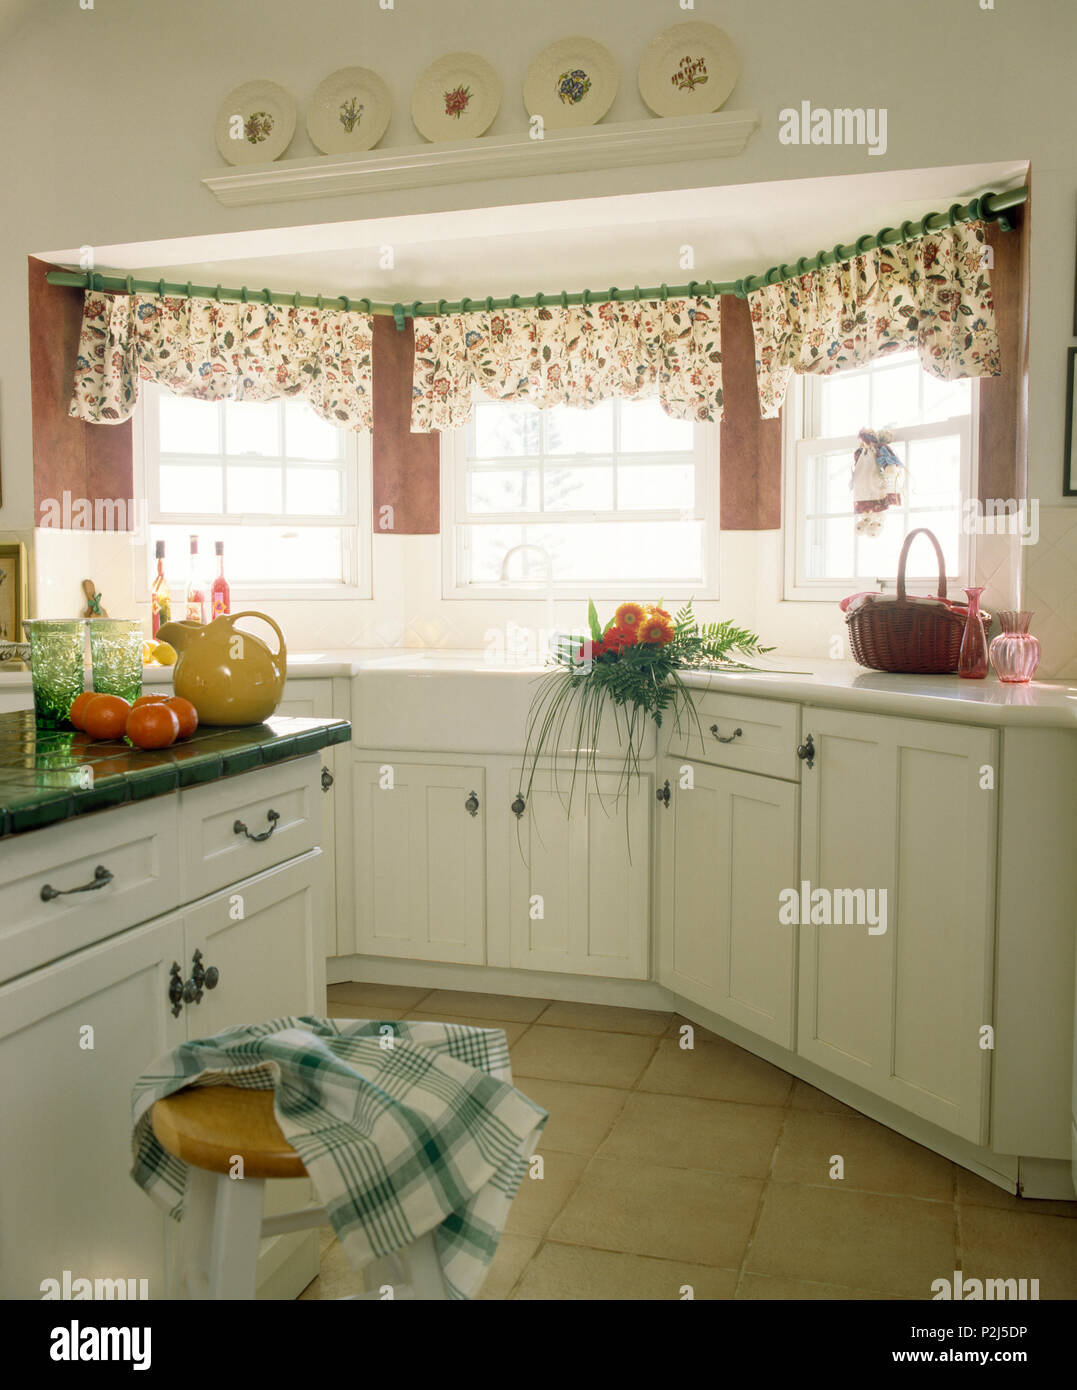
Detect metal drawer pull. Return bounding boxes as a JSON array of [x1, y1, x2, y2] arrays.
[[710, 724, 743, 744], [168, 962, 185, 1018], [183, 948, 220, 1005], [233, 808, 280, 842], [656, 779, 671, 808], [40, 864, 113, 902], [321, 765, 334, 792], [511, 794, 526, 819], [796, 734, 816, 769], [464, 790, 480, 817]]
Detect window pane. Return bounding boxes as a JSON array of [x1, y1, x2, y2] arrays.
[[284, 400, 343, 460], [543, 465, 613, 511], [472, 401, 540, 457], [906, 509, 961, 573], [159, 464, 222, 513], [870, 359, 920, 428], [224, 400, 281, 456], [920, 372, 972, 424], [286, 467, 342, 515], [803, 516, 854, 579], [546, 401, 613, 455], [617, 463, 693, 511], [227, 465, 283, 514], [151, 524, 344, 584], [465, 521, 704, 585], [467, 468, 540, 513], [159, 394, 220, 454], [804, 450, 852, 515], [819, 371, 869, 437], [907, 435, 960, 508], [618, 398, 694, 452], [854, 513, 905, 581]]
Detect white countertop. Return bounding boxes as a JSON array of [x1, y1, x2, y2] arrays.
[[2, 650, 1074, 728]]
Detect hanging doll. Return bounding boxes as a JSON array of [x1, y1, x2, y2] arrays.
[[852, 427, 904, 536]]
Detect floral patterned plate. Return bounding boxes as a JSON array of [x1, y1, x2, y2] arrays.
[[523, 36, 618, 131], [411, 52, 502, 142], [214, 80, 296, 165], [307, 67, 392, 154], [637, 22, 740, 117]]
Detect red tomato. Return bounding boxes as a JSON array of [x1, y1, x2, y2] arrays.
[[126, 703, 180, 750], [83, 695, 132, 741]]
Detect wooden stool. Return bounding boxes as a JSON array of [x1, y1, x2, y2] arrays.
[[151, 1086, 448, 1301]]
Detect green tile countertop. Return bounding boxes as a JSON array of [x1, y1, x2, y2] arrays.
[[0, 710, 351, 838]]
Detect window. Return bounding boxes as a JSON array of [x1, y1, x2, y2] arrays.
[[138, 383, 371, 598], [784, 350, 976, 600], [442, 396, 718, 599]]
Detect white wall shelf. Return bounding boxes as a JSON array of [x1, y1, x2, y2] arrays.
[[201, 110, 761, 207]]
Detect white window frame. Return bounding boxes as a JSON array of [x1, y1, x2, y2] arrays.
[[782, 367, 978, 602], [135, 382, 372, 601], [440, 401, 719, 602]]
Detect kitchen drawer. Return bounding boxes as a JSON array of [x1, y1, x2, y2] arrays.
[[180, 756, 318, 899], [0, 798, 181, 984], [664, 691, 801, 781]]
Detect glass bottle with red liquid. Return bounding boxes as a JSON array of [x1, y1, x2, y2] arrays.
[[185, 535, 207, 623], [957, 586, 989, 679], [211, 540, 231, 619]]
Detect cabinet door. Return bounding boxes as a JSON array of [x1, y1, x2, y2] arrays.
[[181, 850, 326, 1034], [0, 913, 185, 1298], [657, 760, 797, 1047], [509, 770, 650, 979], [797, 708, 995, 1143], [353, 759, 485, 965]]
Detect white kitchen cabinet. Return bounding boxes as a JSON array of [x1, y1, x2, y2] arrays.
[[656, 759, 798, 1047], [352, 757, 485, 966], [0, 912, 185, 1299], [796, 707, 996, 1144], [279, 678, 339, 959], [508, 769, 651, 980]]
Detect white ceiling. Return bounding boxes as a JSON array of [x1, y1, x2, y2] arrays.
[[40, 160, 1027, 305]]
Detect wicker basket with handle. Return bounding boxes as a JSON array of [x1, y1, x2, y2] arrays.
[[844, 527, 980, 674]]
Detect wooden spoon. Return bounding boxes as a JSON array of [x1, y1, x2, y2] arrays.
[[81, 579, 108, 618]]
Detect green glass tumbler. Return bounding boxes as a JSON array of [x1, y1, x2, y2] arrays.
[[88, 619, 144, 704], [24, 619, 86, 731]]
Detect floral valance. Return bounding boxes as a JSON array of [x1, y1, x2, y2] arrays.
[[410, 296, 723, 433], [68, 292, 375, 430], [748, 221, 1000, 419]]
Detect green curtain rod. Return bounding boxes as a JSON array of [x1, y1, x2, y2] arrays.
[[46, 186, 1025, 330]]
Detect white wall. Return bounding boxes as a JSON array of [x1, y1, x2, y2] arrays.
[[2, 0, 1074, 663]]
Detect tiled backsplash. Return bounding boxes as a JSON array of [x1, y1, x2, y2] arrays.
[[28, 517, 1074, 675]]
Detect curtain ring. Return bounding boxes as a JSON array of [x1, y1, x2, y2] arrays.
[[359, 297, 372, 313], [633, 284, 642, 301], [185, 281, 193, 300], [876, 227, 895, 248], [686, 280, 700, 297], [507, 293, 520, 308], [831, 245, 846, 267], [392, 302, 406, 331], [764, 266, 781, 285], [263, 288, 274, 306], [158, 278, 167, 299], [410, 300, 423, 322], [777, 266, 793, 283], [240, 285, 249, 304], [214, 283, 222, 301], [734, 278, 748, 298], [899, 220, 916, 244], [582, 288, 591, 306], [460, 297, 472, 313], [293, 290, 301, 309], [560, 290, 569, 309], [947, 202, 962, 227], [125, 274, 134, 295], [966, 196, 983, 222], [607, 286, 619, 304], [659, 283, 668, 300], [794, 257, 808, 276], [338, 294, 350, 311], [316, 293, 324, 310], [855, 234, 874, 254], [704, 280, 715, 296], [485, 296, 494, 312], [535, 291, 545, 307]]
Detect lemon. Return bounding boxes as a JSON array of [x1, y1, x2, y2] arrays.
[[141, 640, 156, 665], [152, 641, 178, 666]]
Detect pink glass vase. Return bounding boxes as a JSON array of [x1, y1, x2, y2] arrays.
[[957, 587, 988, 679], [989, 610, 1040, 683]]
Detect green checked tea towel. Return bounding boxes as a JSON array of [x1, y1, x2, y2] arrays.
[[131, 1016, 547, 1300]]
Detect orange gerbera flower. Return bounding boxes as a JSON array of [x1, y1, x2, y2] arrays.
[[639, 614, 675, 645], [613, 602, 646, 634], [606, 624, 635, 648]]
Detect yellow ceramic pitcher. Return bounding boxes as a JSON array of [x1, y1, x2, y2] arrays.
[[156, 611, 287, 726]]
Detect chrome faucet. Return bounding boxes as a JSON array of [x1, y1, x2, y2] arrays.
[[499, 543, 555, 646]]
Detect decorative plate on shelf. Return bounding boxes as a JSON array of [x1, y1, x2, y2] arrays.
[[637, 22, 740, 117], [214, 80, 296, 165], [307, 67, 392, 154], [523, 37, 618, 131], [411, 52, 502, 142]]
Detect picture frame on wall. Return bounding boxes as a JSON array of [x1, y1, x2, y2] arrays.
[[1065, 347, 1077, 497], [0, 541, 28, 646]]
